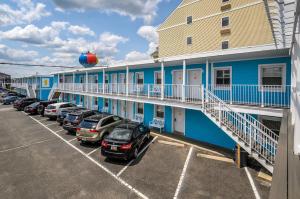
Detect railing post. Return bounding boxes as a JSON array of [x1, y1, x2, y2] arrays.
[[201, 85, 205, 108], [182, 84, 185, 102], [161, 61, 164, 100], [73, 72, 75, 91], [182, 59, 186, 102], [261, 85, 264, 107], [230, 85, 233, 104], [126, 66, 129, 96], [148, 84, 150, 98]]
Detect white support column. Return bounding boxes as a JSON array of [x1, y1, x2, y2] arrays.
[[73, 72, 75, 91], [126, 66, 129, 96], [206, 59, 209, 92], [102, 69, 105, 93], [161, 61, 164, 100], [85, 71, 88, 92], [182, 59, 186, 102]]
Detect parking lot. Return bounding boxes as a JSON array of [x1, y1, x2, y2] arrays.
[[0, 104, 271, 199]]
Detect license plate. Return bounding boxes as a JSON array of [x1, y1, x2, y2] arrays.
[[111, 146, 117, 151]]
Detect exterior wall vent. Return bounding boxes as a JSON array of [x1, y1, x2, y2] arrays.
[[220, 28, 231, 35], [221, 3, 231, 11]]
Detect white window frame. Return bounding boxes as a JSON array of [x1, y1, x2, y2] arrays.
[[105, 74, 109, 83], [212, 66, 232, 90], [136, 102, 144, 115], [221, 40, 229, 49], [103, 98, 109, 108], [94, 97, 98, 105], [135, 72, 144, 85], [221, 16, 230, 28], [154, 105, 165, 119], [258, 63, 286, 92], [187, 36, 192, 45], [222, 0, 230, 4]]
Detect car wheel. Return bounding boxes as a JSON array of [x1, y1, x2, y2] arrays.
[[133, 148, 138, 159]]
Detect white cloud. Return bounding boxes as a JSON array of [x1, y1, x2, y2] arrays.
[[68, 25, 95, 36], [52, 0, 163, 24], [0, 44, 38, 61], [137, 25, 158, 54], [125, 51, 150, 62], [0, 1, 51, 26]]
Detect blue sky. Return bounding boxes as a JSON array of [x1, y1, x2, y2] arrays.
[[0, 0, 181, 77]]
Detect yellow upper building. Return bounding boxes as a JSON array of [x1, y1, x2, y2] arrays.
[[157, 0, 275, 58]]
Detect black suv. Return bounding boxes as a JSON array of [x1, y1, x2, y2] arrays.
[[13, 98, 39, 111], [63, 109, 99, 133], [101, 122, 150, 160], [37, 100, 58, 116], [57, 107, 85, 125]]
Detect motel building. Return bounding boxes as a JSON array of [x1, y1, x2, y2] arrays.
[[11, 0, 299, 179]]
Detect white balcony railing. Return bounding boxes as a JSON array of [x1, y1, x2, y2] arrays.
[[57, 83, 291, 108]]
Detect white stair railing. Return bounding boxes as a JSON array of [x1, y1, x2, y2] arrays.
[[203, 88, 278, 172], [48, 83, 57, 100]]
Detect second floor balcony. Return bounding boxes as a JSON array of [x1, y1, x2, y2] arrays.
[[56, 83, 291, 109]]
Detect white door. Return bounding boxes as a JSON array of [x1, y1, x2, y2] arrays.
[[172, 70, 183, 98], [112, 100, 118, 115], [111, 74, 118, 93], [119, 73, 126, 94], [187, 69, 202, 100], [173, 108, 184, 134], [120, 101, 126, 118], [127, 101, 134, 120]]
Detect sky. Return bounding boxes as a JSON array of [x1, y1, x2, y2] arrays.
[[0, 0, 181, 77]]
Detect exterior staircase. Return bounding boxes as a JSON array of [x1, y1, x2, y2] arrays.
[[27, 85, 36, 98], [48, 83, 60, 100], [202, 88, 278, 173]]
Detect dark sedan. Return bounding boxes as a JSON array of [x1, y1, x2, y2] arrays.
[[13, 98, 39, 111], [57, 107, 85, 125], [24, 102, 40, 115], [63, 109, 99, 133], [101, 122, 150, 160]]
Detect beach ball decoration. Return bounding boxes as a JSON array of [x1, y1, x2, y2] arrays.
[[79, 51, 98, 68]]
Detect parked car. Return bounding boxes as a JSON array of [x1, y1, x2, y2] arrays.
[[24, 102, 41, 115], [63, 109, 99, 133], [57, 107, 85, 125], [76, 114, 123, 144], [2, 96, 20, 105], [101, 121, 150, 160], [44, 102, 77, 120], [37, 100, 58, 116], [13, 98, 39, 111], [0, 92, 18, 102]]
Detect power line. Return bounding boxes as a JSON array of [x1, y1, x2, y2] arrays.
[[0, 62, 81, 69]]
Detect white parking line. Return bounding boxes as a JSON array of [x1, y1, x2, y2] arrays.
[[117, 136, 158, 177], [87, 147, 101, 156], [0, 138, 56, 153], [26, 113, 149, 199], [45, 122, 57, 127], [245, 167, 261, 199], [55, 129, 64, 133], [68, 138, 77, 142], [173, 146, 193, 199]]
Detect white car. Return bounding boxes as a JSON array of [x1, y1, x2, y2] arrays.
[[44, 102, 77, 119]]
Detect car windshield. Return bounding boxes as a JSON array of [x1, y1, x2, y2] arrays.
[[66, 114, 79, 121], [47, 105, 55, 109], [29, 102, 39, 107], [80, 119, 98, 129], [107, 128, 132, 141]]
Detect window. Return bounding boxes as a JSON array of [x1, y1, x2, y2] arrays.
[[136, 103, 144, 114], [155, 105, 164, 119], [259, 116, 281, 136], [104, 99, 109, 108], [222, 0, 229, 3], [136, 73, 144, 84], [105, 74, 109, 83], [94, 97, 98, 105], [155, 72, 162, 84], [259, 64, 285, 87], [187, 16, 192, 24], [187, 37, 192, 45], [214, 68, 231, 87], [222, 17, 229, 27], [80, 96, 84, 103], [221, 41, 229, 49]]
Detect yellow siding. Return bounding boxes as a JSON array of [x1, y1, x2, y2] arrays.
[[159, 3, 274, 57], [159, 0, 261, 30]]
